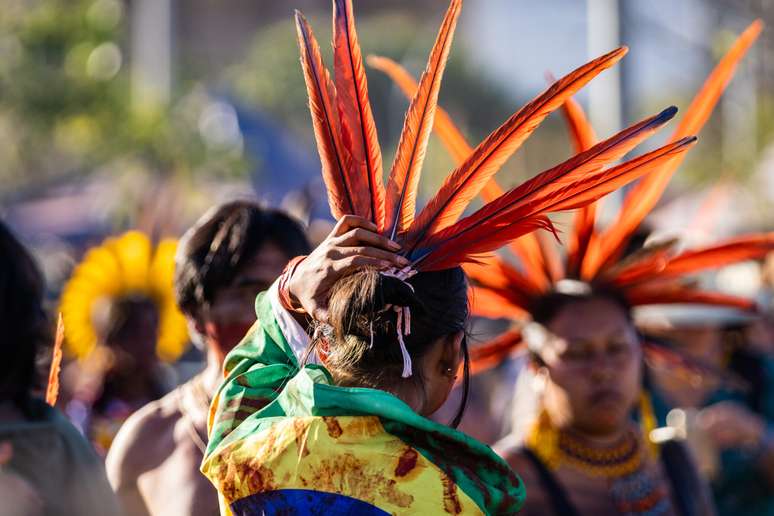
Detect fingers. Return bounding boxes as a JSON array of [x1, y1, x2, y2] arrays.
[[332, 255, 395, 273], [335, 246, 409, 267], [333, 215, 377, 237], [335, 227, 401, 251]]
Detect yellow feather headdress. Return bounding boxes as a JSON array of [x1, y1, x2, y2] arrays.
[[59, 231, 189, 363]]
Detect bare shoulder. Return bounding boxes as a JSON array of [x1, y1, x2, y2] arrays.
[[105, 387, 184, 487]]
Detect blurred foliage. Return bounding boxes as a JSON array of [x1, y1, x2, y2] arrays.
[[0, 0, 246, 200]]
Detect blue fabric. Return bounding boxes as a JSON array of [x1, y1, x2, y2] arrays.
[[230, 489, 390, 516]]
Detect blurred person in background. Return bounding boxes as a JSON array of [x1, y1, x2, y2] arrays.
[[106, 201, 310, 516], [641, 307, 774, 516], [495, 284, 715, 516], [59, 231, 189, 456], [0, 220, 120, 516]]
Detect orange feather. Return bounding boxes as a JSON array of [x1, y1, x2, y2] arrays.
[[295, 12, 365, 219], [384, 0, 461, 238], [624, 286, 757, 311], [586, 20, 763, 276], [367, 54, 472, 164], [46, 313, 65, 407], [427, 107, 679, 251], [406, 47, 628, 251], [559, 95, 599, 277], [465, 256, 544, 299], [546, 137, 697, 215], [468, 329, 524, 376], [560, 95, 598, 153], [416, 112, 690, 271], [367, 54, 550, 283], [469, 286, 530, 320], [333, 0, 385, 229], [658, 233, 774, 279]]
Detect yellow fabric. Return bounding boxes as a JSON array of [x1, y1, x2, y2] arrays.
[[202, 415, 483, 515]]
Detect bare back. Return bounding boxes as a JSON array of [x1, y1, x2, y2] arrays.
[[106, 376, 218, 516]]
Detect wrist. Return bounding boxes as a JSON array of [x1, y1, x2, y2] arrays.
[[279, 255, 307, 313]]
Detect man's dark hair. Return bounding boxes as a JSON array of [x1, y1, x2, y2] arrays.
[[0, 220, 48, 410], [174, 200, 310, 318]]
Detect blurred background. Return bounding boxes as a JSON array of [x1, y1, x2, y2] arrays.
[[1, 0, 773, 329]]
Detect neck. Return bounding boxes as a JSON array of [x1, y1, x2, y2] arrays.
[[563, 421, 629, 447], [200, 347, 224, 396]]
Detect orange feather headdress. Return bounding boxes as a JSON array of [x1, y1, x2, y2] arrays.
[[369, 19, 767, 371], [296, 0, 696, 274]]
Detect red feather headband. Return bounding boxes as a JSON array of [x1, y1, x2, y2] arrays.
[[296, 0, 695, 272], [369, 19, 766, 371]]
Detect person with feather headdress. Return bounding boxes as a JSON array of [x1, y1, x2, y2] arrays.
[[105, 201, 311, 516], [0, 220, 121, 516], [199, 1, 701, 514], [370, 17, 769, 516], [58, 230, 190, 457]]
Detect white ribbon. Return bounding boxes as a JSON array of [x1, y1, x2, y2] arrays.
[[376, 266, 417, 378]]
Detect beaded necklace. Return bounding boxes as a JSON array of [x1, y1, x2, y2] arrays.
[[526, 405, 673, 515], [527, 409, 644, 478]]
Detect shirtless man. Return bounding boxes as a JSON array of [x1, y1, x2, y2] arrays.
[[106, 201, 310, 516]]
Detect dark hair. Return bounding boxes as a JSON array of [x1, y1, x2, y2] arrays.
[[0, 221, 48, 408], [529, 282, 633, 327], [175, 200, 311, 318], [318, 266, 470, 427]]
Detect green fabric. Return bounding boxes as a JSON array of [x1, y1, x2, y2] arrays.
[[205, 289, 525, 515]]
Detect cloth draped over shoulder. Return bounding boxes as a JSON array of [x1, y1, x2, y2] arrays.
[[201, 282, 525, 515]]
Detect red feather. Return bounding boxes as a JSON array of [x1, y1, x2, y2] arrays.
[[384, 0, 461, 238], [367, 55, 552, 284], [295, 12, 365, 219], [333, 0, 385, 228], [405, 47, 628, 251], [422, 107, 680, 263], [419, 216, 556, 271], [546, 137, 697, 214]]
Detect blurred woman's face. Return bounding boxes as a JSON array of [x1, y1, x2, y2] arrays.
[[538, 297, 641, 436]]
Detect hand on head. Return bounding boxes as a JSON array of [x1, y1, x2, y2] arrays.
[[287, 216, 409, 322]]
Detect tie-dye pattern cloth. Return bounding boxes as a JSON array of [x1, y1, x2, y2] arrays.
[[201, 285, 524, 515]]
